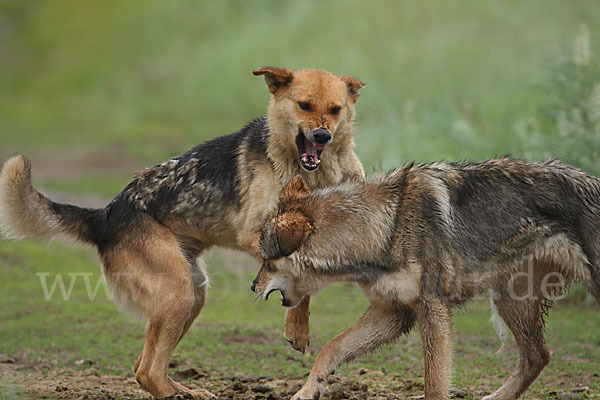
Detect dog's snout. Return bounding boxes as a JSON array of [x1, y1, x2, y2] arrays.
[[312, 129, 331, 145], [251, 277, 258, 293]]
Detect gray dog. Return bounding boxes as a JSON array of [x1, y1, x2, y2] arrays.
[[253, 158, 600, 400]]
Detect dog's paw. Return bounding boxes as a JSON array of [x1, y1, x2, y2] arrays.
[[192, 389, 216, 400], [159, 392, 194, 400], [169, 389, 214, 400], [285, 299, 310, 353], [290, 380, 326, 400], [482, 388, 509, 400], [285, 328, 310, 353], [166, 378, 216, 400], [290, 389, 321, 400]]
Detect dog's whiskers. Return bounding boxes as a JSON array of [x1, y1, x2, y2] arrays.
[[250, 293, 263, 305]]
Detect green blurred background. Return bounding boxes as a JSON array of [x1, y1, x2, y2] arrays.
[[1, 2, 600, 398], [2, 0, 600, 183]]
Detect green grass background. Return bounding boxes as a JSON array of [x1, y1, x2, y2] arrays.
[[1, 1, 599, 398], [2, 0, 600, 168]]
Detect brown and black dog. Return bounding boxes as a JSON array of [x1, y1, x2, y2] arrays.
[[0, 67, 365, 399]]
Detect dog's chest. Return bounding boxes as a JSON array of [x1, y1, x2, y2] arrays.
[[359, 263, 422, 306]]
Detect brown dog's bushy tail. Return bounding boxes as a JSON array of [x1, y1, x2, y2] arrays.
[[0, 155, 101, 245]]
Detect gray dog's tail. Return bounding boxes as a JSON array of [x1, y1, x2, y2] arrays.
[[0, 155, 101, 245], [489, 289, 509, 354]]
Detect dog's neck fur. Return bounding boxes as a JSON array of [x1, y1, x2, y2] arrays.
[[289, 177, 402, 279], [266, 113, 359, 188]]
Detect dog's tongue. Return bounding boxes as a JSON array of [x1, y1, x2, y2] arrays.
[[301, 139, 323, 166]]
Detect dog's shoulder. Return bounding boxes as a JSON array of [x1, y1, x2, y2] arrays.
[[239, 116, 269, 157]]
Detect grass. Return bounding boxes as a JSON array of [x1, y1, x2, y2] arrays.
[[1, 1, 600, 398]]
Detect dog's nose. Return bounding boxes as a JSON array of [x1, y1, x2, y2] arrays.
[[312, 129, 331, 145], [251, 278, 257, 293]]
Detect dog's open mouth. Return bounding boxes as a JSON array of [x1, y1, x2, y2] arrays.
[[265, 288, 291, 307], [296, 130, 325, 172], [265, 288, 278, 300]]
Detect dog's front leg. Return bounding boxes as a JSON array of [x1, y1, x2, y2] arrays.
[[291, 304, 416, 400], [284, 295, 311, 353], [417, 298, 453, 400]]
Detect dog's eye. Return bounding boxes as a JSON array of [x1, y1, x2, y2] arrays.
[[298, 102, 312, 111], [330, 106, 341, 115]]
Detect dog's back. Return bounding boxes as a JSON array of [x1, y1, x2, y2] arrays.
[[122, 117, 269, 245], [388, 159, 600, 303]]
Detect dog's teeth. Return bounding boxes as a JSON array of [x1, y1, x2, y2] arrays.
[[315, 159, 320, 165]]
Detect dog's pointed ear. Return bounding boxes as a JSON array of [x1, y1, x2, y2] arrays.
[[277, 213, 313, 257], [340, 75, 365, 103], [252, 66, 294, 94], [279, 176, 311, 204]]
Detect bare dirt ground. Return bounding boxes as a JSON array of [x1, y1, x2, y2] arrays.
[[2, 344, 598, 399], [0, 355, 432, 400]]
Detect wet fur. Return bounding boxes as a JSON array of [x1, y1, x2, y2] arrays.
[[255, 158, 600, 400], [0, 67, 365, 399]]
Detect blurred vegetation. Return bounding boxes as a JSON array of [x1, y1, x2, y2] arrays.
[[517, 24, 600, 176], [1, 0, 600, 169]]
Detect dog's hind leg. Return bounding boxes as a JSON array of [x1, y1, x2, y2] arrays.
[[133, 261, 208, 393], [483, 284, 550, 399], [291, 304, 416, 400], [135, 290, 211, 399], [133, 254, 208, 378], [135, 267, 213, 399], [105, 227, 214, 399]]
